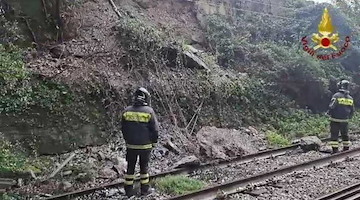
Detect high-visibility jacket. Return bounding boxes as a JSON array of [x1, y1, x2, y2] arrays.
[[328, 90, 354, 122], [121, 105, 159, 149]]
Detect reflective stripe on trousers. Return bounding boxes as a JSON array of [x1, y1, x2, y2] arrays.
[[140, 173, 149, 184], [329, 118, 349, 123], [125, 174, 135, 185], [329, 141, 339, 148], [342, 140, 351, 147]]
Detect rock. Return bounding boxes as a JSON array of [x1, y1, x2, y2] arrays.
[[173, 156, 200, 168], [88, 157, 97, 165], [134, 0, 152, 9], [291, 139, 301, 144], [245, 188, 268, 196], [106, 188, 119, 197], [247, 126, 259, 136], [99, 167, 117, 179], [49, 44, 69, 58], [183, 51, 210, 71], [16, 178, 24, 187], [163, 139, 181, 154], [2, 123, 107, 155], [60, 181, 72, 191], [196, 126, 258, 159], [184, 45, 203, 54], [161, 46, 179, 67], [62, 170, 72, 176], [191, 34, 206, 45], [112, 164, 126, 176], [76, 172, 95, 183], [29, 170, 37, 180], [259, 147, 267, 151], [319, 145, 333, 153], [157, 147, 170, 157], [112, 157, 126, 166], [0, 178, 16, 189], [300, 136, 322, 152], [191, 44, 206, 52], [97, 152, 106, 161]]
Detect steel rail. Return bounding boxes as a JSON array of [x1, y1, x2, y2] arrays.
[[167, 147, 360, 200], [44, 132, 360, 200], [44, 144, 300, 200], [316, 182, 360, 200]]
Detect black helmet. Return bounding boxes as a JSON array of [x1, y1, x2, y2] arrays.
[[134, 87, 151, 106], [337, 79, 350, 92]]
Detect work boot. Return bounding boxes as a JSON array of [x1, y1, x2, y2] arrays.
[[332, 147, 339, 154], [141, 184, 154, 195], [343, 146, 350, 151], [124, 185, 134, 197]]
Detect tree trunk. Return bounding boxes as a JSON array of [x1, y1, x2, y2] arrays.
[[55, 0, 63, 43]]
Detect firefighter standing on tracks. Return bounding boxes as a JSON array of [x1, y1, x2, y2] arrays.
[[328, 80, 355, 154], [121, 87, 159, 197]]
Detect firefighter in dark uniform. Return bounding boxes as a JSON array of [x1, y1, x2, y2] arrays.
[[328, 80, 355, 154], [121, 87, 159, 197]]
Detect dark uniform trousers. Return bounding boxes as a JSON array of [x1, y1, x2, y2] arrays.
[[124, 148, 151, 193], [330, 121, 351, 151]]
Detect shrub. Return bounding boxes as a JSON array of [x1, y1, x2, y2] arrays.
[[266, 131, 291, 147], [0, 135, 51, 174], [276, 110, 329, 138], [0, 138, 27, 173], [0, 193, 22, 200], [0, 44, 73, 113]]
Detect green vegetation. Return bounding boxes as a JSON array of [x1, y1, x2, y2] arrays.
[[219, 77, 292, 124], [154, 175, 205, 195], [267, 110, 360, 145], [0, 44, 73, 114], [0, 136, 50, 174], [203, 0, 360, 141], [0, 193, 22, 200], [0, 139, 27, 173], [0, 16, 24, 44], [266, 131, 291, 147], [276, 111, 329, 138], [349, 112, 360, 132], [206, 15, 237, 68], [116, 17, 167, 69]]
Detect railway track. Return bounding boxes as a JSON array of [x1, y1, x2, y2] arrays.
[[316, 182, 360, 200], [167, 147, 360, 200], [44, 144, 300, 200], [44, 133, 360, 200]]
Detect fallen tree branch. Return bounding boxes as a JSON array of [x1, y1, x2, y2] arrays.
[[190, 114, 199, 136], [47, 153, 76, 179], [108, 0, 122, 18], [41, 0, 48, 18], [29, 170, 37, 180], [175, 97, 187, 128], [185, 99, 204, 130], [21, 16, 38, 45]]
